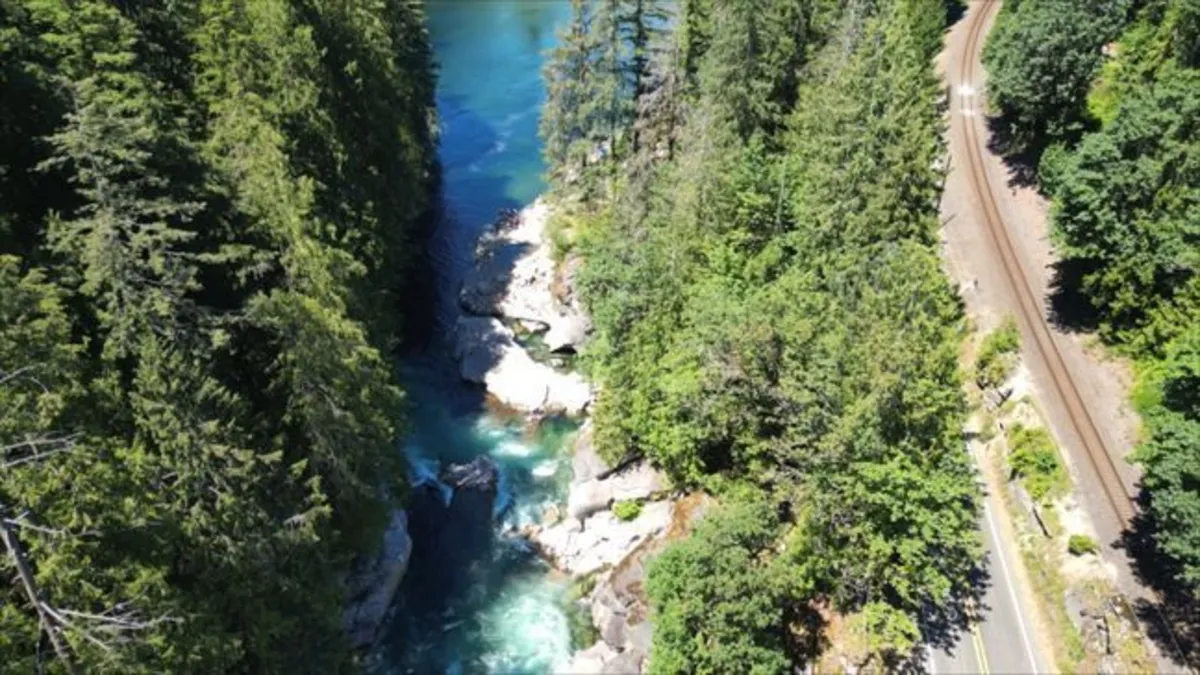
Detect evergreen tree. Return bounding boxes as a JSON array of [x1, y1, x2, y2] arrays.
[[982, 0, 1131, 151], [0, 0, 437, 670], [542, 0, 599, 191], [570, 1, 980, 665]]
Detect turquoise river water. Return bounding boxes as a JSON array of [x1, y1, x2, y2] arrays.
[[382, 3, 577, 673]]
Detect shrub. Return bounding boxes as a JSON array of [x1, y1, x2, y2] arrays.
[[977, 317, 1021, 390], [1008, 423, 1068, 503], [613, 500, 642, 521], [1067, 534, 1100, 556]]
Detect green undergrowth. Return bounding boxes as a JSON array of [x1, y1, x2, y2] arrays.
[[1007, 423, 1069, 503], [976, 316, 1021, 390], [613, 500, 643, 522]]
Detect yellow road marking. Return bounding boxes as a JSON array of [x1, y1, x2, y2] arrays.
[[970, 622, 991, 675]]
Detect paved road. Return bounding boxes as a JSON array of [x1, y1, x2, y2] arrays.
[[927, 456, 1048, 674]]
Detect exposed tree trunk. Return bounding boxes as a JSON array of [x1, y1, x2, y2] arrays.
[[1, 510, 78, 674]]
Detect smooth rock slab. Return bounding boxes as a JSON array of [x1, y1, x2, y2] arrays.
[[567, 462, 666, 521], [570, 419, 609, 485], [453, 316, 592, 414], [564, 640, 619, 675], [531, 500, 672, 576]]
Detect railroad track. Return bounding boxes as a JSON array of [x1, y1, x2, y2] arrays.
[[955, 4, 1198, 669], [956, 0, 1138, 529]]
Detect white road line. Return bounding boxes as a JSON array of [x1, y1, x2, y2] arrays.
[[925, 644, 938, 675], [982, 490, 1040, 674]]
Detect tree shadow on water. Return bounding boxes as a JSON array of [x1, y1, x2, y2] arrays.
[[385, 92, 544, 670], [400, 93, 527, 416]]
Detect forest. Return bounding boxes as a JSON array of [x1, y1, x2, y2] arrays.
[[0, 0, 436, 672], [542, 0, 981, 669], [984, 0, 1200, 603]]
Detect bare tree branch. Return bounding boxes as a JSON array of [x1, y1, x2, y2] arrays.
[[40, 605, 114, 654], [1, 433, 80, 470], [1, 514, 79, 673], [4, 515, 97, 540], [54, 606, 179, 632]]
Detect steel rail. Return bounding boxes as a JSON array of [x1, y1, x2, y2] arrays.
[[955, 0, 1137, 528]]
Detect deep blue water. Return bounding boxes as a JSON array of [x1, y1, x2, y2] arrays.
[[383, 3, 577, 673]]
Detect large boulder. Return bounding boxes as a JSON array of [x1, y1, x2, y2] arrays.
[[453, 316, 592, 414], [531, 500, 672, 576], [544, 312, 591, 355], [459, 200, 591, 353], [606, 462, 665, 502], [343, 511, 413, 649], [566, 461, 666, 522], [442, 456, 500, 492], [564, 640, 618, 674], [602, 649, 645, 674], [570, 420, 610, 485], [441, 457, 501, 528], [567, 479, 612, 522], [402, 458, 502, 614]]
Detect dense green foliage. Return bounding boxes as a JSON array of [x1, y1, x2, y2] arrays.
[[1068, 534, 1101, 556], [0, 1, 435, 672], [1006, 424, 1067, 504], [982, 0, 1131, 152], [986, 0, 1200, 601], [976, 316, 1020, 390], [1137, 328, 1200, 589], [612, 499, 643, 521], [544, 0, 981, 668], [646, 501, 789, 675]]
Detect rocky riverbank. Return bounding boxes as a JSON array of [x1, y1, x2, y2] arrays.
[[449, 200, 715, 672], [454, 200, 593, 415], [527, 424, 694, 674]]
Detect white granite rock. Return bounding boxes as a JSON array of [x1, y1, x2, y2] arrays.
[[454, 316, 592, 414], [459, 199, 590, 353], [532, 500, 672, 576], [566, 462, 666, 522], [567, 479, 612, 522], [564, 640, 618, 674], [570, 420, 609, 485]]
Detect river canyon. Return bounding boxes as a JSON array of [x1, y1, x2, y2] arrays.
[[384, 3, 577, 673]]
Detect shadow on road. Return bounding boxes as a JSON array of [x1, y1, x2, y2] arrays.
[[906, 544, 995, 673]]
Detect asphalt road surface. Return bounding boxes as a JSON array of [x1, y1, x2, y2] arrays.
[[927, 460, 1049, 674]]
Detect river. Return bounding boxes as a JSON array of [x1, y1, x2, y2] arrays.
[[381, 2, 577, 673]]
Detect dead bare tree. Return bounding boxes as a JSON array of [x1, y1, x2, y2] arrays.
[[2, 367, 176, 671]]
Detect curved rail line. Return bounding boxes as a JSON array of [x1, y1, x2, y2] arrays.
[[955, 1, 1137, 528], [954, 6, 1199, 669]]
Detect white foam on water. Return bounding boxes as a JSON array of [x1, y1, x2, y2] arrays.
[[530, 459, 558, 479], [476, 576, 572, 674], [491, 438, 536, 459], [404, 444, 453, 507]]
